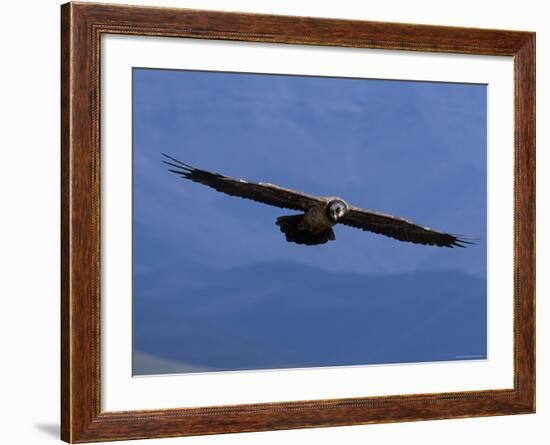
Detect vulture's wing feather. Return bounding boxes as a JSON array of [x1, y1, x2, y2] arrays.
[[340, 206, 473, 248], [162, 154, 322, 211]]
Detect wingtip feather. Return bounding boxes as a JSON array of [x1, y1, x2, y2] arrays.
[[450, 237, 475, 248], [161, 153, 195, 170], [162, 159, 193, 170]]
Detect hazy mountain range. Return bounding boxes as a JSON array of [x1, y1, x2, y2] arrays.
[[133, 261, 487, 375]]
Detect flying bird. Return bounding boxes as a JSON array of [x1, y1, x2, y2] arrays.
[[162, 154, 473, 248]]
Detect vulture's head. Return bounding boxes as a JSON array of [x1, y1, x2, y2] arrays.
[[327, 199, 348, 222]]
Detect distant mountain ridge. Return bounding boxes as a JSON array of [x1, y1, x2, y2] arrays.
[[133, 261, 487, 375]]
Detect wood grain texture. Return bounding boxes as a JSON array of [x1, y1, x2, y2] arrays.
[[60, 2, 536, 443], [60, 4, 71, 441]]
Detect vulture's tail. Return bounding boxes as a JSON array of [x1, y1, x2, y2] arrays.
[[275, 215, 335, 246]]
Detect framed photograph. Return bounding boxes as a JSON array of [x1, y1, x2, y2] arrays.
[[61, 2, 535, 442]]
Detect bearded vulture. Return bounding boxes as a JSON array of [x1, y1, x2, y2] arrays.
[[162, 154, 473, 247]]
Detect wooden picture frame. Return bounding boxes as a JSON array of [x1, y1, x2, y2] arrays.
[[61, 2, 535, 442]]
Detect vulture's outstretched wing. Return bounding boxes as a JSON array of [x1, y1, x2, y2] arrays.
[[340, 206, 473, 248], [162, 154, 322, 211]]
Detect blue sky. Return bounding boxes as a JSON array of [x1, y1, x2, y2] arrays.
[[132, 68, 487, 374]]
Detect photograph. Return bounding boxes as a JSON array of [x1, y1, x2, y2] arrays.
[[0, 0, 542, 441], [132, 68, 488, 375], [52, 1, 536, 442]]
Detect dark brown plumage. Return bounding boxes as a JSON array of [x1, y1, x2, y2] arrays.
[[162, 154, 473, 248]]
